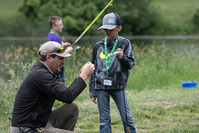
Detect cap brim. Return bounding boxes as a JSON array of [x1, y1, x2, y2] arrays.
[[98, 25, 117, 30], [52, 51, 71, 58]]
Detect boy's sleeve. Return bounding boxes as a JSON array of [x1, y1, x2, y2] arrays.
[[89, 44, 98, 97], [119, 38, 135, 69]]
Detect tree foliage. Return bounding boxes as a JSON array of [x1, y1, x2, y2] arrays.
[[192, 8, 199, 29], [19, 0, 162, 35]]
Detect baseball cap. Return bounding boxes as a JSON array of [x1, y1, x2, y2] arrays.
[[98, 12, 122, 30], [38, 41, 71, 57]]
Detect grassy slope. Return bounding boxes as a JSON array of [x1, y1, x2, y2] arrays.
[[0, 0, 22, 19], [153, 0, 199, 29]]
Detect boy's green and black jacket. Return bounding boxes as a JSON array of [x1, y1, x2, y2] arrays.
[[89, 36, 135, 97]]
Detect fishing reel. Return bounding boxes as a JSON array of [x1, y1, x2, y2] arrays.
[[74, 45, 81, 51]]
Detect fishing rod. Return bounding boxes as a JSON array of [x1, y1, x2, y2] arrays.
[[123, 90, 130, 133], [9, 118, 25, 133], [72, 0, 113, 51]]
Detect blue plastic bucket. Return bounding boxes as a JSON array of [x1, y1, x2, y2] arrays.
[[182, 81, 197, 88]]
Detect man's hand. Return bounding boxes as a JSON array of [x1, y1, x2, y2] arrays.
[[91, 96, 97, 104], [78, 62, 95, 81]]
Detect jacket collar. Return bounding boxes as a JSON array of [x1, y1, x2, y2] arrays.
[[39, 60, 54, 74]]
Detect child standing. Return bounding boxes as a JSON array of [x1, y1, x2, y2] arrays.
[[89, 12, 136, 133], [47, 16, 73, 85]]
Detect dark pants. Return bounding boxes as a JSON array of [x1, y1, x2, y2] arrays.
[[9, 103, 79, 133], [48, 103, 79, 132]]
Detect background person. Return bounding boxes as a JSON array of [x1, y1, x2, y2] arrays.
[[9, 41, 95, 133], [89, 12, 137, 133], [47, 16, 73, 85]]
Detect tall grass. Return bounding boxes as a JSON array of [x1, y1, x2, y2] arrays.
[[0, 45, 38, 81], [0, 42, 198, 132], [127, 42, 199, 91]]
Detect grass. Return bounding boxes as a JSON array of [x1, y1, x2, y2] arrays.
[[74, 87, 199, 133], [1, 81, 198, 133], [128, 42, 199, 91], [0, 42, 199, 132]]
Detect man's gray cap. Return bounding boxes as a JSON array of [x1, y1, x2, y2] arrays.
[[38, 41, 71, 57]]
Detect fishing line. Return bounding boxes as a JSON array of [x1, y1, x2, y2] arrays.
[[72, 0, 113, 51]]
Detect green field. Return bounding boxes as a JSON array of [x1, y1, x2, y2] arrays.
[[75, 87, 199, 132], [1, 80, 199, 132]]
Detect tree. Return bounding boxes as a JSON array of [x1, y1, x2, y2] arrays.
[[192, 8, 199, 29], [19, 0, 162, 35]]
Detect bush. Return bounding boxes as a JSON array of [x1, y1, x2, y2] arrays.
[[192, 8, 199, 29]]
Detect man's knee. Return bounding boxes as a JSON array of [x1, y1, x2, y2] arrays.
[[62, 103, 79, 118], [71, 103, 79, 117]]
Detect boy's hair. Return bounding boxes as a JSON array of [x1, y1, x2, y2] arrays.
[[49, 16, 62, 28]]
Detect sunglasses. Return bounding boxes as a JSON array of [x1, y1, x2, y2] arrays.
[[56, 24, 63, 28], [55, 47, 65, 53]]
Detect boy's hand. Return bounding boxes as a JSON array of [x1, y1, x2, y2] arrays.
[[65, 47, 73, 53], [62, 42, 73, 53], [91, 96, 97, 104], [116, 48, 123, 59], [62, 42, 71, 47]]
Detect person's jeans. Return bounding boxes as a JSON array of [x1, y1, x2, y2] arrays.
[[96, 89, 136, 133], [55, 66, 65, 85]]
